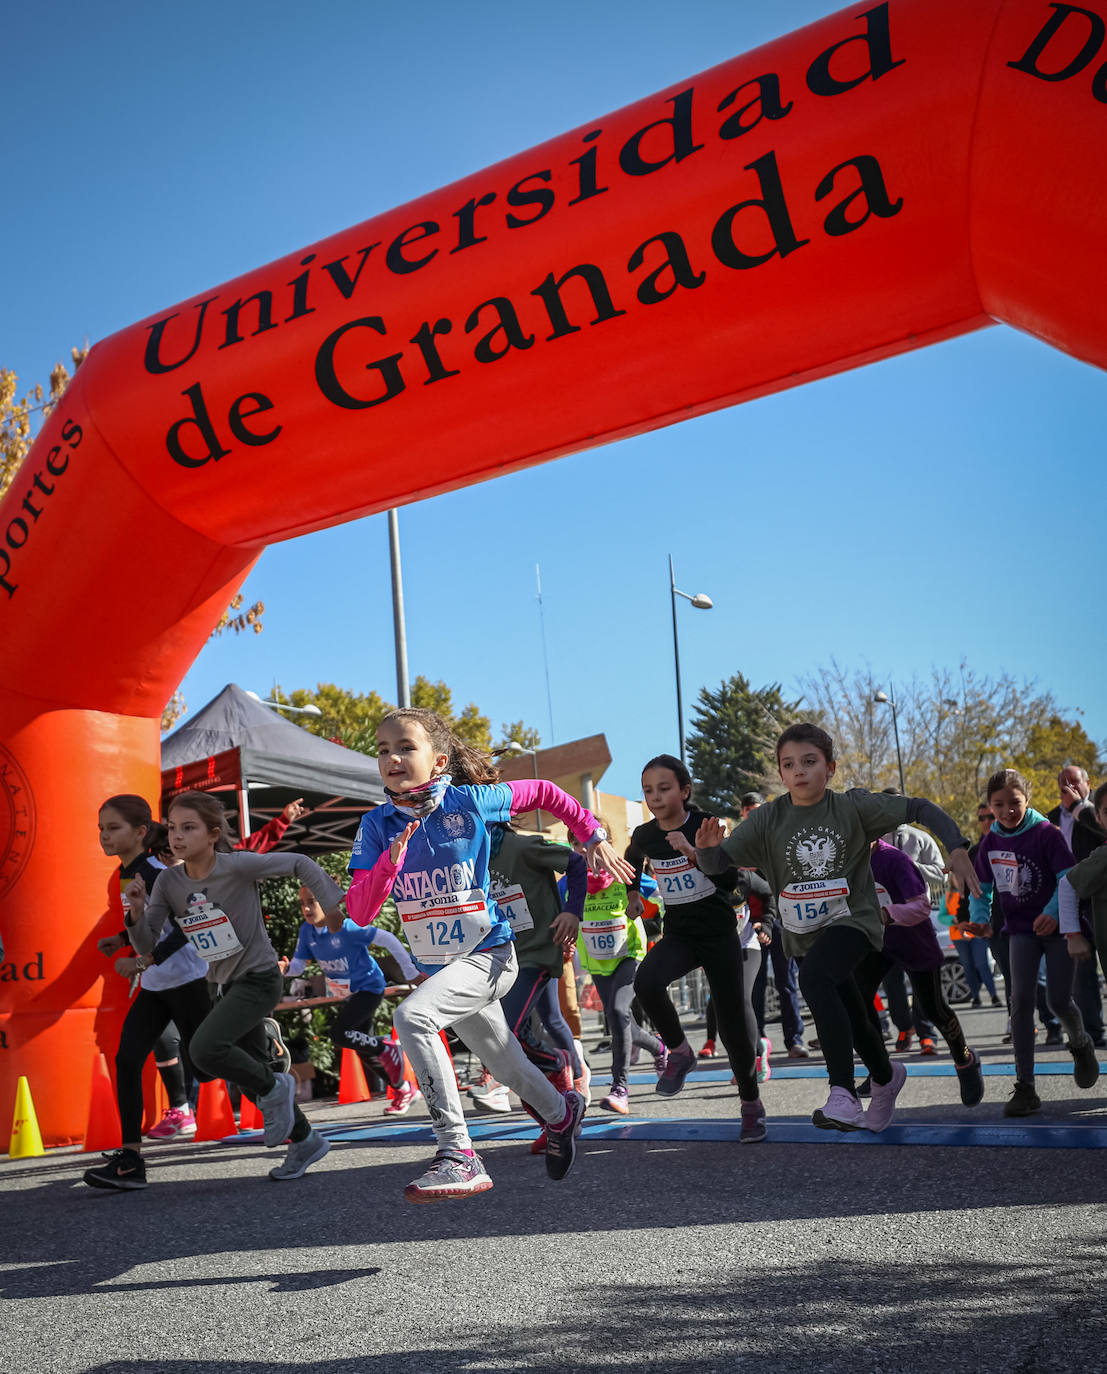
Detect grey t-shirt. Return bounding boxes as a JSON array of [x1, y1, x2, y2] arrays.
[[132, 851, 344, 985]]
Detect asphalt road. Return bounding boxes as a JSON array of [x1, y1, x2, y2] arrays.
[[2, 1004, 1105, 1374]]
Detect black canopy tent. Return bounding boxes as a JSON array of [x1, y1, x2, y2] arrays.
[[160, 683, 385, 853]]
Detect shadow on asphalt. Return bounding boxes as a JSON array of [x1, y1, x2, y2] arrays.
[[66, 1242, 1107, 1373]]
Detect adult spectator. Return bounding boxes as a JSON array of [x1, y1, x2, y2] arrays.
[[1048, 766, 1106, 1047]]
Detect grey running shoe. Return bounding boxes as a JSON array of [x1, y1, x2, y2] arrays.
[[545, 1089, 586, 1181], [268, 1129, 330, 1181], [258, 1072, 297, 1147], [739, 1098, 767, 1144], [404, 1150, 494, 1203], [1069, 1037, 1100, 1090], [263, 1017, 291, 1075], [655, 1041, 696, 1097]]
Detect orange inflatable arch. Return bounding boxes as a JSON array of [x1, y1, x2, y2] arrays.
[[3, 0, 1106, 1143]]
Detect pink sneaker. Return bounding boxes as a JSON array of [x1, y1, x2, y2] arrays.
[[146, 1106, 196, 1140], [544, 1049, 573, 1096], [383, 1082, 422, 1116]]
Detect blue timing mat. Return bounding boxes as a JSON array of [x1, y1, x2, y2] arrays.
[[228, 1113, 1107, 1150]]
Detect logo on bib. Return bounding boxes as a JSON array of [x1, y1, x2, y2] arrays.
[[787, 827, 842, 879]]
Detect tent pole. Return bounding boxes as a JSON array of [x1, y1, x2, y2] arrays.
[[237, 779, 251, 841]]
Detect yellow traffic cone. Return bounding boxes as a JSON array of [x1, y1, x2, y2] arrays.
[[9, 1076, 45, 1158]]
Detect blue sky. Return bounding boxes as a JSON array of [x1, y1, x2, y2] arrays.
[[5, 1, 1104, 798]]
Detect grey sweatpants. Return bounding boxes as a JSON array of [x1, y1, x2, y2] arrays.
[[393, 942, 567, 1152], [1008, 932, 1089, 1084]]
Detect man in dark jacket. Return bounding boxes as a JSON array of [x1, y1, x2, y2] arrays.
[[1049, 766, 1107, 1047]]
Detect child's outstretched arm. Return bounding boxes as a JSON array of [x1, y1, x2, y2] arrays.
[[506, 780, 633, 883]]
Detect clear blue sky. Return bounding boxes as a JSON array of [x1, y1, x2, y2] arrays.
[[5, 1, 1104, 798]]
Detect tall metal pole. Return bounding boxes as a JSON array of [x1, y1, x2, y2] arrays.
[[536, 563, 555, 744], [388, 508, 410, 708], [670, 554, 686, 767]]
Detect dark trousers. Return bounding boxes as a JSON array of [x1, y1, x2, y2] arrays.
[[191, 966, 311, 1143], [796, 924, 892, 1093], [856, 953, 969, 1064], [115, 978, 212, 1144], [751, 922, 805, 1047], [635, 929, 759, 1101], [499, 967, 581, 1077], [882, 963, 937, 1040]]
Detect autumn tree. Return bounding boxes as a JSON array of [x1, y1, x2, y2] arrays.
[[797, 659, 1103, 832]]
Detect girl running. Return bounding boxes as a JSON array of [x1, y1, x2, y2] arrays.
[[629, 755, 768, 1144], [575, 820, 666, 1116], [83, 795, 212, 1191], [967, 768, 1099, 1116], [346, 707, 630, 1203], [695, 723, 980, 1133], [282, 885, 422, 1114], [121, 791, 345, 1184], [854, 839, 984, 1106]]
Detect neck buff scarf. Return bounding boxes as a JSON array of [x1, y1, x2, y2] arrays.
[[386, 773, 453, 818]]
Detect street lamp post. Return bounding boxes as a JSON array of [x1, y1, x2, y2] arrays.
[[669, 554, 713, 769], [245, 691, 322, 718], [388, 508, 411, 709], [873, 687, 905, 793]]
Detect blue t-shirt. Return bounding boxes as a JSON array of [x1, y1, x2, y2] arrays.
[[350, 783, 515, 974], [293, 919, 387, 995]]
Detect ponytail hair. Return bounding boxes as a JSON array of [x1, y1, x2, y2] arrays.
[[378, 708, 501, 786], [100, 793, 168, 856], [169, 790, 235, 851], [986, 767, 1032, 803]]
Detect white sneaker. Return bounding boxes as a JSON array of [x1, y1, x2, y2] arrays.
[[812, 1086, 867, 1132], [573, 1041, 591, 1104], [472, 1084, 512, 1114], [865, 1061, 908, 1133]]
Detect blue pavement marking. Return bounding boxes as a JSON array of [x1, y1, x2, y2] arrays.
[[231, 1114, 1107, 1150], [603, 1061, 1096, 1085]]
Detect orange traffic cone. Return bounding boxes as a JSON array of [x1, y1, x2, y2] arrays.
[[194, 1079, 237, 1142], [82, 1054, 122, 1153], [338, 1049, 371, 1104], [9, 1076, 45, 1158], [238, 1095, 262, 1130]]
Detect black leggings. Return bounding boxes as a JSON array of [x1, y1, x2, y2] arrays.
[[796, 924, 892, 1093], [634, 929, 759, 1101], [332, 990, 389, 1074], [855, 952, 970, 1065], [116, 979, 213, 1144]]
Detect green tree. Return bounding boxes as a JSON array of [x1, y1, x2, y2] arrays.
[[1010, 715, 1102, 812], [279, 678, 538, 758], [686, 674, 803, 815]]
